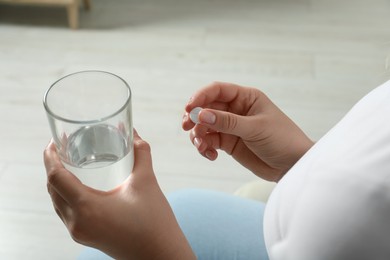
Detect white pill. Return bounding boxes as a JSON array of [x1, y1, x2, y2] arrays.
[[189, 107, 202, 124]]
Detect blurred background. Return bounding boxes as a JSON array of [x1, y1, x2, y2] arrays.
[[0, 0, 390, 258]]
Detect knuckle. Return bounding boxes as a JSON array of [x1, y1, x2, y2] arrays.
[[192, 124, 205, 136], [210, 80, 222, 86], [189, 129, 195, 140], [73, 195, 88, 210], [135, 139, 151, 153], [43, 145, 51, 157], [47, 168, 62, 187], [68, 202, 94, 243], [47, 182, 53, 195], [68, 221, 89, 243], [222, 114, 238, 131]]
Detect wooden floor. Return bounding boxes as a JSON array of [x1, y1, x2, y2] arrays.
[[0, 0, 390, 258]]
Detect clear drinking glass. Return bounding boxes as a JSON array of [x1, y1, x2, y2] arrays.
[[43, 71, 134, 191]]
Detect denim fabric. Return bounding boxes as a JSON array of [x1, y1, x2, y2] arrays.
[[78, 189, 268, 260]]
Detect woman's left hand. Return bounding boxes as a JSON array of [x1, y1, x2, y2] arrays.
[[44, 130, 195, 260]]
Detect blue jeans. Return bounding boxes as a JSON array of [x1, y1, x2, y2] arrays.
[[78, 189, 269, 260]]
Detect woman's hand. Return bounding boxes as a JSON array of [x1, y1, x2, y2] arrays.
[[182, 82, 314, 182], [44, 130, 195, 260]]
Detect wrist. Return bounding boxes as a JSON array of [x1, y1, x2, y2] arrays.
[[278, 135, 314, 182], [151, 226, 196, 260], [133, 209, 196, 260], [107, 226, 196, 260]]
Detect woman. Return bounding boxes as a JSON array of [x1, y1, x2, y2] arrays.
[[44, 80, 390, 259]]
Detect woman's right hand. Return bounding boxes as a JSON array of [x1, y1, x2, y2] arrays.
[[182, 82, 314, 182]]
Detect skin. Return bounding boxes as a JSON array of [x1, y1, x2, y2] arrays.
[[44, 130, 196, 260], [44, 81, 314, 258], [182, 82, 314, 182]]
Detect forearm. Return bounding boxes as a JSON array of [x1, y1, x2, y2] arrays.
[[152, 230, 197, 260], [289, 126, 314, 163], [100, 228, 196, 260], [277, 123, 315, 182], [103, 209, 196, 260]]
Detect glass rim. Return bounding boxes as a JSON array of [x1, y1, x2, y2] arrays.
[[43, 70, 131, 125]]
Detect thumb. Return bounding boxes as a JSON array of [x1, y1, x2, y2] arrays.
[[198, 109, 253, 137], [132, 129, 154, 177]]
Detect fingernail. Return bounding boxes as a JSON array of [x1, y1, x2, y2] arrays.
[[200, 110, 216, 125], [194, 137, 202, 149], [187, 96, 194, 105], [46, 139, 55, 149], [205, 150, 214, 160], [182, 113, 188, 122]]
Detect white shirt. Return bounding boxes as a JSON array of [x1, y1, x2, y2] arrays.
[[264, 80, 390, 260]]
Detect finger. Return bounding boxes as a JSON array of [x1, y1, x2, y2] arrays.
[[182, 101, 229, 131], [132, 129, 155, 178], [190, 134, 219, 161], [196, 132, 219, 161], [229, 140, 281, 181], [190, 131, 207, 154], [198, 108, 256, 138], [188, 127, 221, 160], [182, 112, 195, 131], [185, 82, 241, 112], [48, 183, 72, 221], [190, 124, 213, 153], [203, 148, 218, 161], [44, 141, 84, 205]]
